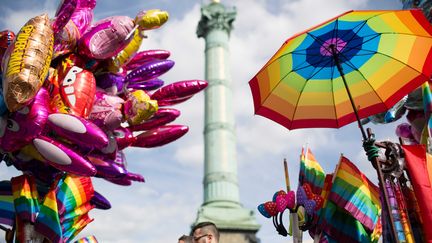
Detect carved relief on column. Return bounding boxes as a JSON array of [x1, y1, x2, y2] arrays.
[[197, 2, 237, 38]]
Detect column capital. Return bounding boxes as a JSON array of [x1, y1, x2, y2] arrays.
[[197, 2, 236, 38]]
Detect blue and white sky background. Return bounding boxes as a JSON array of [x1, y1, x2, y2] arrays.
[[0, 0, 403, 242]]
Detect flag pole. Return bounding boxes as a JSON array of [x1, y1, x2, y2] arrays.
[[285, 158, 302, 243]]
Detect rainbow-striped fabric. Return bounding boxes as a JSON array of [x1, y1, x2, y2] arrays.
[[249, 10, 432, 130], [35, 186, 62, 243], [74, 235, 98, 243], [57, 175, 94, 241], [328, 156, 381, 232], [0, 180, 14, 227], [299, 147, 325, 195], [11, 175, 40, 223]]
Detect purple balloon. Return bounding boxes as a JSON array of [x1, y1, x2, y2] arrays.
[[127, 78, 164, 91], [124, 49, 171, 70], [96, 72, 125, 94], [128, 108, 180, 131], [125, 59, 174, 83], [91, 191, 111, 210]]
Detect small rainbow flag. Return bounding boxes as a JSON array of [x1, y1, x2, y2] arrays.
[[328, 156, 381, 232], [321, 200, 374, 242], [11, 175, 40, 223], [74, 235, 98, 243], [299, 147, 325, 195], [0, 180, 14, 226], [34, 184, 62, 243]]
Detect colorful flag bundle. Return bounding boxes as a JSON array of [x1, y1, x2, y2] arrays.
[[74, 235, 98, 243], [327, 156, 381, 232], [35, 187, 62, 243], [299, 147, 326, 196]]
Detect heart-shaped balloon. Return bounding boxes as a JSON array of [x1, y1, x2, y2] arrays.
[[275, 194, 288, 212], [302, 183, 314, 199], [304, 199, 317, 216], [296, 186, 307, 205], [257, 203, 271, 218], [286, 190, 296, 210], [272, 190, 286, 202], [313, 195, 324, 210], [264, 201, 278, 217]]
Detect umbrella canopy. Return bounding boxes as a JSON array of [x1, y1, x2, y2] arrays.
[[249, 10, 432, 130]]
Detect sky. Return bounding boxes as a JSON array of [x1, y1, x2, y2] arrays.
[[0, 0, 404, 242]]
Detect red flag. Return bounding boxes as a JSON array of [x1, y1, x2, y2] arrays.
[[402, 144, 432, 242]]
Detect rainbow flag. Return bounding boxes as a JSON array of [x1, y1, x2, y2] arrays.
[[0, 181, 14, 226], [74, 235, 98, 243], [321, 201, 374, 242], [11, 175, 40, 223], [34, 185, 62, 243], [328, 156, 381, 232], [299, 147, 325, 195], [57, 175, 94, 242]]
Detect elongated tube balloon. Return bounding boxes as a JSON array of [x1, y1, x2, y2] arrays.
[[132, 125, 188, 148], [128, 108, 180, 131], [78, 16, 135, 59], [91, 191, 111, 210], [125, 59, 174, 83], [124, 49, 170, 71], [151, 80, 208, 106], [2, 14, 54, 112], [127, 78, 164, 91], [113, 127, 136, 150]]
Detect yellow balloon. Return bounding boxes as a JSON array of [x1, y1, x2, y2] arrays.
[[124, 90, 158, 126], [2, 14, 54, 112], [135, 9, 169, 31]]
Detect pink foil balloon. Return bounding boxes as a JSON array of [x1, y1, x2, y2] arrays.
[[128, 108, 180, 131], [52, 0, 77, 33], [151, 80, 208, 106], [132, 124, 189, 148], [88, 90, 124, 130], [78, 16, 135, 59], [70, 8, 94, 35]]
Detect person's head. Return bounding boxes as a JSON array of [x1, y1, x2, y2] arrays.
[[178, 234, 193, 243], [191, 222, 220, 243]]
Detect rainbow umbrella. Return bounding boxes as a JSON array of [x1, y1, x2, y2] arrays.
[[249, 9, 432, 139], [249, 9, 432, 242]]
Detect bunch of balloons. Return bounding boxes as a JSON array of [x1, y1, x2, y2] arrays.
[[0, 0, 207, 241]]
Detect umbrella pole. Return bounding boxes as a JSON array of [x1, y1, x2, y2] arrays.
[[331, 46, 400, 242]]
